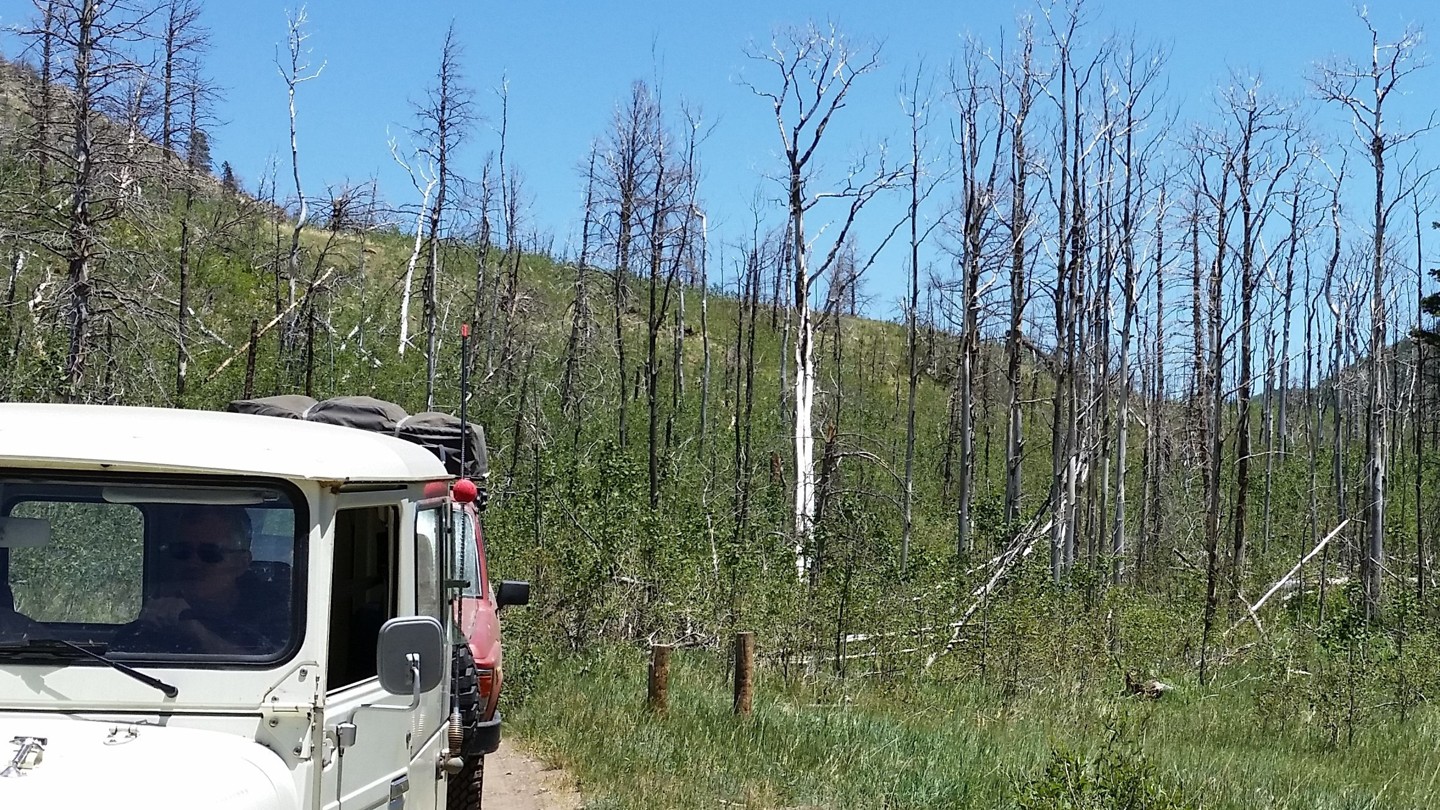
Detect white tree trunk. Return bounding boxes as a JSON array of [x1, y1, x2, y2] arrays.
[[397, 177, 435, 357], [793, 291, 815, 580]]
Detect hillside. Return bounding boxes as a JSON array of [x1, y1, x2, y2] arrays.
[[5, 7, 1440, 807]]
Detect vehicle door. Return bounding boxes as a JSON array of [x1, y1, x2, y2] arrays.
[[452, 504, 500, 710], [450, 504, 495, 650], [321, 499, 447, 810]]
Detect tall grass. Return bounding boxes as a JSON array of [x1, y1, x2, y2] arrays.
[[512, 646, 1440, 809]]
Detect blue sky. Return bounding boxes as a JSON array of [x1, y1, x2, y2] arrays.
[[2, 0, 1437, 316]]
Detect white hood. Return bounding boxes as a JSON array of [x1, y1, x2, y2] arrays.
[[0, 715, 299, 810]]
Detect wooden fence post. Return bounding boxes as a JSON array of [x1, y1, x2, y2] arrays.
[[647, 644, 671, 713], [733, 632, 754, 716]]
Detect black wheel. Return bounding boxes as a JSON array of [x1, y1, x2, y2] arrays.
[[447, 642, 486, 810], [447, 751, 485, 810], [451, 643, 484, 753]]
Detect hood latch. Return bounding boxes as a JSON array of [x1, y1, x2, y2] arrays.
[[1, 736, 47, 778]]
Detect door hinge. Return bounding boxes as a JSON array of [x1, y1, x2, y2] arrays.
[[334, 722, 357, 750]]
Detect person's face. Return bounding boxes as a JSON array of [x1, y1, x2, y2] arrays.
[[169, 513, 251, 586]]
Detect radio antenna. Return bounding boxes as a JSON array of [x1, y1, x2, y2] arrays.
[[459, 323, 470, 476]]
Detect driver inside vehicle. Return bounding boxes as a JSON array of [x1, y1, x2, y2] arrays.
[[123, 505, 289, 655]]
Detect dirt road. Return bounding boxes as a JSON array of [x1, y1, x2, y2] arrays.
[[484, 739, 583, 810]]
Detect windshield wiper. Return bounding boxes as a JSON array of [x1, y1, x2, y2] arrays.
[[0, 638, 178, 698]]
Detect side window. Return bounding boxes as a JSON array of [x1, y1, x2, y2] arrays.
[[327, 506, 397, 691], [452, 507, 482, 598], [415, 507, 445, 622], [7, 501, 144, 624]]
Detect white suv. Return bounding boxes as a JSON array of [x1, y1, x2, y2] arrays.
[[0, 403, 515, 809]]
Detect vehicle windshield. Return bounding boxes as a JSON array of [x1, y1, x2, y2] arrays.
[[0, 476, 301, 662]]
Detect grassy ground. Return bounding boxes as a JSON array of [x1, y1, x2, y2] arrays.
[[510, 645, 1440, 809]]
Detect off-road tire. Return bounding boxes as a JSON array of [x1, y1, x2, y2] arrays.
[[451, 643, 484, 753], [447, 752, 485, 810], [447, 643, 485, 809]]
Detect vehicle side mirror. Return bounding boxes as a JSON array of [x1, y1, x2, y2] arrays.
[[375, 616, 445, 696], [496, 580, 530, 609]]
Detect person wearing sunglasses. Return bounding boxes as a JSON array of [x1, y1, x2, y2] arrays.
[[123, 505, 287, 655]]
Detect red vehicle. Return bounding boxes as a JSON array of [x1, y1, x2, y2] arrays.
[[229, 395, 528, 809], [427, 477, 529, 806]]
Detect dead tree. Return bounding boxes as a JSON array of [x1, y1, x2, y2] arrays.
[[999, 18, 1041, 531], [22, 0, 156, 399], [1140, 180, 1172, 581], [694, 202, 712, 460], [950, 41, 1001, 559], [473, 158, 497, 376], [390, 138, 437, 359], [276, 7, 323, 383], [899, 64, 948, 573], [1195, 131, 1233, 685], [748, 22, 898, 579], [413, 23, 474, 410], [495, 80, 528, 399], [30, 0, 59, 190], [561, 147, 600, 430], [1041, 2, 1104, 580], [158, 0, 205, 163], [1107, 38, 1166, 584], [642, 104, 687, 510], [1218, 75, 1302, 605], [175, 80, 215, 406], [1314, 11, 1435, 618], [602, 81, 660, 449]]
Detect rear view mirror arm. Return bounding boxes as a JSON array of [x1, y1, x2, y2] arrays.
[[361, 654, 423, 715]]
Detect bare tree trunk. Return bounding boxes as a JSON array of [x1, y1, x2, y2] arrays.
[[1323, 168, 1347, 616], [607, 83, 657, 450], [475, 162, 497, 376], [419, 25, 473, 411], [1198, 149, 1231, 685], [0, 251, 25, 397], [646, 137, 669, 510], [749, 24, 893, 579], [35, 0, 57, 190], [159, 0, 204, 165], [561, 149, 598, 423], [953, 48, 995, 561], [697, 209, 711, 457], [1277, 184, 1303, 452], [1047, 13, 1075, 583], [1060, 52, 1091, 575], [174, 87, 201, 406], [59, 0, 101, 400], [790, 179, 816, 578], [1142, 188, 1169, 581], [1365, 143, 1388, 621], [1110, 47, 1159, 584], [900, 72, 924, 574], [1314, 12, 1425, 618], [395, 171, 435, 357], [1002, 22, 1036, 531], [1416, 201, 1427, 605], [1304, 204, 1323, 622], [279, 8, 321, 382]]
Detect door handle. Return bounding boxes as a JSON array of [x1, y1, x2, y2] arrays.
[[388, 773, 409, 809]]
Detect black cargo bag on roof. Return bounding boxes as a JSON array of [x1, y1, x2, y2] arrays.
[[304, 396, 410, 433], [225, 394, 318, 419], [396, 412, 488, 481]]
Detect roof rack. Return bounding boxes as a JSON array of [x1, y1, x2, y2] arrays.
[[226, 395, 489, 487]]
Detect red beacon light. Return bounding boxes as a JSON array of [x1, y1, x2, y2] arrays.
[[451, 477, 478, 504]]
